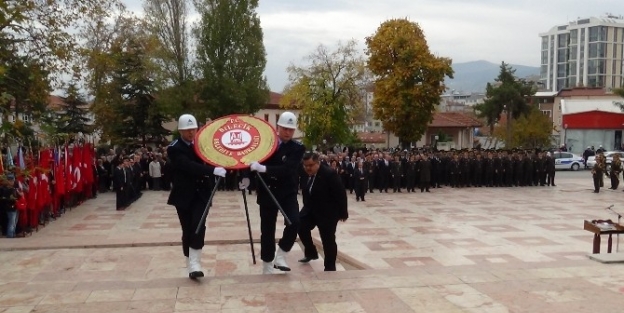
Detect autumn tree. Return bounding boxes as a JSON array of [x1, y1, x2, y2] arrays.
[[365, 18, 453, 147], [280, 40, 366, 147], [493, 106, 552, 149], [474, 62, 534, 146], [193, 0, 269, 119], [0, 0, 124, 82]]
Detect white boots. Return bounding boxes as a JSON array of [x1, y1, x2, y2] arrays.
[[263, 261, 278, 274], [263, 247, 291, 274], [273, 247, 291, 271], [188, 248, 204, 279]]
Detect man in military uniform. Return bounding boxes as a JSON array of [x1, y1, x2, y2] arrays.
[[167, 114, 227, 279], [249, 112, 305, 274]]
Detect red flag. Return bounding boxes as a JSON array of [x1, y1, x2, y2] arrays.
[[72, 145, 82, 192], [65, 145, 73, 194]]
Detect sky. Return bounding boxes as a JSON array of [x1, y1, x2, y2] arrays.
[[122, 0, 624, 92]]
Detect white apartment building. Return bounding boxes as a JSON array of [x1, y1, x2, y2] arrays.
[[539, 14, 624, 92]]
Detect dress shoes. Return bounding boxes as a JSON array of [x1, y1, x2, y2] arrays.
[[298, 256, 319, 263]]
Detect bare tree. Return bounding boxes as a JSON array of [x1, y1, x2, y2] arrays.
[[143, 0, 192, 86]]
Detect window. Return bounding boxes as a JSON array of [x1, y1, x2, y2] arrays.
[[557, 34, 568, 48], [569, 29, 578, 45], [10, 115, 15, 122], [23, 114, 29, 122], [588, 26, 607, 42], [541, 110, 552, 118], [541, 36, 549, 50], [264, 114, 269, 121], [588, 43, 606, 58], [374, 122, 380, 127], [568, 45, 577, 60], [557, 49, 567, 62]]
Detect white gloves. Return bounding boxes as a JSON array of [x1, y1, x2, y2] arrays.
[[213, 167, 226, 177], [239, 177, 250, 190], [249, 162, 266, 173]]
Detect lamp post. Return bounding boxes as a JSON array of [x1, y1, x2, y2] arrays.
[[563, 123, 568, 149]]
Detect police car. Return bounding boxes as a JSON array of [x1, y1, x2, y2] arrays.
[[552, 152, 585, 171], [586, 151, 624, 170]]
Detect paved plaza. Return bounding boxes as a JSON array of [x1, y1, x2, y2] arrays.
[[1, 173, 624, 312]]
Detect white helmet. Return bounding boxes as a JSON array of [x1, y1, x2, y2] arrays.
[[277, 111, 297, 129], [178, 114, 198, 130]]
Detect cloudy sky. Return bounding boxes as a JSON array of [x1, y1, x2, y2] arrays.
[[122, 0, 623, 92]]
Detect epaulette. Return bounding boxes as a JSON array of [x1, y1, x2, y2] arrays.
[[168, 140, 178, 147]]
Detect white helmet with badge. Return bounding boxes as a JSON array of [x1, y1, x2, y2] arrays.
[[277, 111, 297, 129], [178, 114, 198, 130]]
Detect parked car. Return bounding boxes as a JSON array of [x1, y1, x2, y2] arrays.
[[552, 152, 585, 171], [586, 151, 624, 170]]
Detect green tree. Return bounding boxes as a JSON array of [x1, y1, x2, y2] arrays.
[[365, 18, 453, 147], [474, 62, 534, 146], [493, 106, 552, 149], [106, 37, 170, 146], [193, 0, 269, 119], [57, 83, 92, 135], [613, 87, 624, 111], [280, 40, 367, 147]]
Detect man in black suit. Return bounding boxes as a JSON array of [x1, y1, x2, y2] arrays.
[[113, 157, 128, 210], [298, 152, 348, 271], [167, 114, 227, 279], [249, 111, 305, 274]]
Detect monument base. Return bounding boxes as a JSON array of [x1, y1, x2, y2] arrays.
[[588, 253, 624, 263]]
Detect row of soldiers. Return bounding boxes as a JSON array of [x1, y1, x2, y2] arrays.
[[322, 148, 558, 193]]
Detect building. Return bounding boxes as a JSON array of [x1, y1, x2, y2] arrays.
[[253, 92, 303, 139], [554, 87, 624, 153], [439, 91, 485, 112], [539, 14, 624, 92]]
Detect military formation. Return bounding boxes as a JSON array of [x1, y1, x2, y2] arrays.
[[319, 148, 560, 194]]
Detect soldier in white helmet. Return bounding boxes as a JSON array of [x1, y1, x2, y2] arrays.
[[249, 111, 305, 274], [167, 114, 227, 279]]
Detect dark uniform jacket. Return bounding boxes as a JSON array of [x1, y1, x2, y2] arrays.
[[166, 139, 216, 209], [301, 164, 348, 221], [256, 140, 305, 207]]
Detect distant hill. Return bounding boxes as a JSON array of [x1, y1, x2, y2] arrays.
[[445, 60, 539, 93]]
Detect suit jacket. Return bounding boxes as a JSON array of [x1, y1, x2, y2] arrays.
[[301, 164, 348, 222], [166, 139, 215, 209], [112, 166, 126, 191], [256, 139, 305, 206]]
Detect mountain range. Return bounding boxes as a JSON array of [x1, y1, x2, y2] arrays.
[[445, 60, 540, 94]]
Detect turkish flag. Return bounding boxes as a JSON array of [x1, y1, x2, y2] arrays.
[[72, 145, 82, 192], [64, 145, 73, 194]]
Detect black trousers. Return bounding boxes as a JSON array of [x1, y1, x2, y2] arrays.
[[115, 189, 126, 209], [355, 181, 366, 200], [298, 212, 338, 271], [175, 197, 208, 257], [547, 171, 555, 186], [593, 173, 602, 192], [259, 196, 300, 262], [610, 173, 619, 189]]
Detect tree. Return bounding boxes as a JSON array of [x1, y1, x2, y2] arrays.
[[143, 0, 197, 116], [143, 0, 192, 86], [57, 83, 93, 135], [280, 40, 367, 147], [0, 0, 124, 81], [193, 0, 269, 119], [613, 87, 624, 111], [474, 62, 534, 146], [492, 106, 552, 149], [106, 37, 170, 146], [365, 18, 453, 147]]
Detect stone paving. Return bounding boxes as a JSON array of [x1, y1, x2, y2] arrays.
[[1, 174, 624, 312]]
